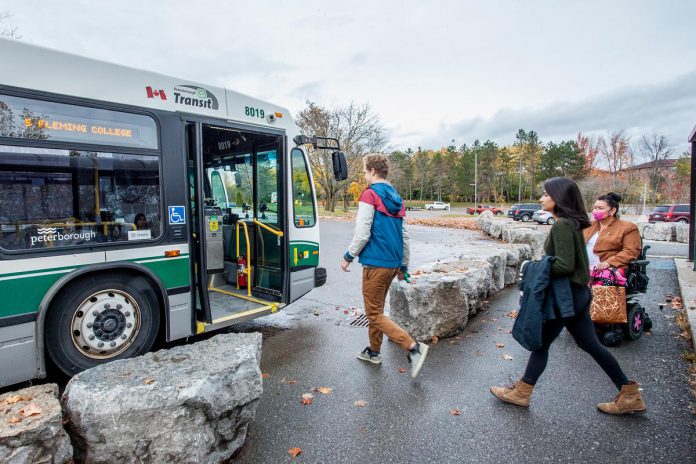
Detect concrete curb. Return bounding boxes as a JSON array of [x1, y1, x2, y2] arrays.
[[674, 258, 696, 349]]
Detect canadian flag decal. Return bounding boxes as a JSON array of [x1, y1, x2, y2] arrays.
[[146, 86, 167, 100]]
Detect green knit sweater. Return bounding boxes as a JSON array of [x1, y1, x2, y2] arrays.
[[543, 217, 590, 286]]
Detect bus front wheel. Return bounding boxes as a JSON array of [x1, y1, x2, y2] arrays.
[[45, 274, 160, 378]]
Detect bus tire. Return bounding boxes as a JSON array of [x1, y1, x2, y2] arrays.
[[45, 273, 160, 378]]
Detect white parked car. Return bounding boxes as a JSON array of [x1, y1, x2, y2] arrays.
[[425, 201, 450, 211], [532, 210, 555, 225]]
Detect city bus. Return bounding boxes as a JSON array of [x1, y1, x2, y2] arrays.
[[0, 38, 347, 387]]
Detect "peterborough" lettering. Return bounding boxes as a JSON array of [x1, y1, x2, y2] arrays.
[[31, 230, 97, 246]]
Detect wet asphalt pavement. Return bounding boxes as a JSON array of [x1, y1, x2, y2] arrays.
[[234, 220, 696, 463]]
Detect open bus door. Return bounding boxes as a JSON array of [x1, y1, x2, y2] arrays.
[[186, 121, 288, 332]]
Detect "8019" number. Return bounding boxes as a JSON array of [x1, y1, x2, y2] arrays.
[[244, 106, 265, 119]]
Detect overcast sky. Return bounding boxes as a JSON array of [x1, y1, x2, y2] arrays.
[[3, 1, 695, 154]]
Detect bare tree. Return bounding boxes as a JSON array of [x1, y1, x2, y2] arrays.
[[598, 130, 630, 189], [0, 12, 21, 39], [296, 101, 387, 212], [640, 133, 674, 203]]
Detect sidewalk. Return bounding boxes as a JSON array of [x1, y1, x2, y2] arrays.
[[674, 258, 696, 348]]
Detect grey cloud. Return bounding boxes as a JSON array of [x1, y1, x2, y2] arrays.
[[426, 71, 696, 151], [289, 81, 326, 100]]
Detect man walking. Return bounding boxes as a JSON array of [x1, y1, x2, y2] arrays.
[[341, 153, 429, 378]]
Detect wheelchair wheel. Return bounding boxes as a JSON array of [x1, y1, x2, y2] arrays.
[[644, 313, 653, 332], [601, 330, 622, 347], [625, 303, 645, 340]]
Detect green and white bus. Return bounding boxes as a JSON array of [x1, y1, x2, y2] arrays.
[[0, 38, 347, 387]]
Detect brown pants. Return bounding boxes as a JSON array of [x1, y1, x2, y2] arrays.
[[363, 267, 415, 352]]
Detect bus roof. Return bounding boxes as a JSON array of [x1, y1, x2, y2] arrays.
[[0, 38, 296, 131]]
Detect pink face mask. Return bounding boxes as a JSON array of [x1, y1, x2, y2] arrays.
[[592, 210, 608, 221]]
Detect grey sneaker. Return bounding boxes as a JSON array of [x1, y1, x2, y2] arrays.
[[408, 342, 429, 378], [357, 346, 382, 365]]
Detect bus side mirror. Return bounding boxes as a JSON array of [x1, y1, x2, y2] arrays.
[[332, 151, 348, 181]]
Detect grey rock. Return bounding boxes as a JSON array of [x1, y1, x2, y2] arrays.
[[476, 211, 495, 234], [643, 223, 676, 241], [636, 221, 649, 237], [504, 246, 522, 267], [63, 333, 263, 464], [390, 257, 502, 340], [0, 384, 72, 464], [502, 228, 545, 259], [505, 266, 519, 286], [676, 223, 689, 243], [488, 221, 503, 239], [390, 270, 471, 341]]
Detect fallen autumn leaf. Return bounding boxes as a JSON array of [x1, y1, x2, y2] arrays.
[[354, 400, 368, 407], [495, 343, 505, 348], [288, 447, 302, 457], [449, 409, 462, 416], [502, 354, 513, 361]]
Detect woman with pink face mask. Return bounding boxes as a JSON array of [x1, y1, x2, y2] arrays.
[[583, 192, 641, 274]]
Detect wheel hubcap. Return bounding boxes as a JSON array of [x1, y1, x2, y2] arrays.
[[71, 289, 141, 359], [633, 313, 642, 332]]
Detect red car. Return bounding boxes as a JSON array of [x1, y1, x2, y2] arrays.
[[648, 204, 690, 224], [467, 205, 505, 215]]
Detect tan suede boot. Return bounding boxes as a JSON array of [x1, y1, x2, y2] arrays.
[[490, 380, 534, 407], [597, 381, 646, 415]]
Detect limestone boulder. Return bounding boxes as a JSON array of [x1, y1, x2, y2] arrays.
[[390, 259, 496, 340], [503, 228, 545, 258], [476, 211, 495, 234], [504, 266, 519, 286], [63, 333, 263, 464], [488, 220, 503, 239], [676, 223, 689, 243], [636, 221, 649, 238], [0, 384, 72, 464], [643, 223, 675, 241]]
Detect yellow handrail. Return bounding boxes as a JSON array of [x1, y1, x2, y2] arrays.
[[253, 218, 283, 237], [236, 221, 252, 296]]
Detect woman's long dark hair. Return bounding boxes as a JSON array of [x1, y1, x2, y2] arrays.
[[543, 177, 590, 230]]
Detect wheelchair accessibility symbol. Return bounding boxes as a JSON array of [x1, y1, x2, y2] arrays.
[[168, 206, 186, 225]]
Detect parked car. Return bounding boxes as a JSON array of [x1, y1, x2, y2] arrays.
[[467, 205, 505, 215], [648, 204, 690, 224], [532, 210, 555, 225], [510, 203, 541, 222], [507, 205, 519, 219], [425, 201, 450, 211]]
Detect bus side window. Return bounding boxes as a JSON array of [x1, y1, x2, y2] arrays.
[[0, 145, 161, 251]]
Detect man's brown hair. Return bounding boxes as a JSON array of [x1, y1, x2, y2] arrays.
[[364, 153, 389, 179]]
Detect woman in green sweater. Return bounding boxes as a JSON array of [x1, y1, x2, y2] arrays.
[[490, 177, 646, 415]]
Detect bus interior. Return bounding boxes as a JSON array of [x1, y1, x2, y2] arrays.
[[187, 123, 286, 329]]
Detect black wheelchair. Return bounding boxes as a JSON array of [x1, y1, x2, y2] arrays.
[[595, 245, 653, 346]]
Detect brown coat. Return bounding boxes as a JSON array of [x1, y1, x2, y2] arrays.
[[583, 218, 642, 269]]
